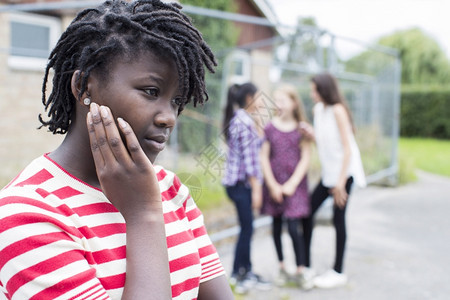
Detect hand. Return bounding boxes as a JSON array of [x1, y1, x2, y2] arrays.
[[299, 121, 315, 140], [269, 183, 284, 204], [281, 181, 297, 197], [87, 103, 162, 221], [330, 185, 348, 209]]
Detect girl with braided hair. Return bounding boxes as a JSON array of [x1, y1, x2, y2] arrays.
[[0, 1, 233, 299]]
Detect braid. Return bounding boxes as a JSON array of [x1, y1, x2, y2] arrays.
[[40, 0, 216, 134]]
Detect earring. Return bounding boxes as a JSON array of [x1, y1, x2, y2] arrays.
[[83, 98, 91, 106]]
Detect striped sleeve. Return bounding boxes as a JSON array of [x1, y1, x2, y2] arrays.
[[0, 190, 111, 300], [181, 182, 225, 283]]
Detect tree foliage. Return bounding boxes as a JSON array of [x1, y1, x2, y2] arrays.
[[180, 0, 239, 54], [177, 0, 239, 152], [346, 27, 450, 85], [278, 17, 321, 80]]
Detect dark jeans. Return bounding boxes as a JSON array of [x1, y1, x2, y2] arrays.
[[303, 176, 354, 273], [225, 182, 253, 276]]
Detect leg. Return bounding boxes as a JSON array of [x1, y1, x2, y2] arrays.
[[226, 184, 254, 275], [272, 216, 284, 263], [286, 218, 304, 267], [303, 181, 330, 267], [332, 177, 354, 273]]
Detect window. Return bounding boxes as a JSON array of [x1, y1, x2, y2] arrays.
[[225, 50, 251, 85], [8, 12, 61, 71]]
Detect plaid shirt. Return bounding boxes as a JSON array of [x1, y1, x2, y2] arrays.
[[222, 109, 263, 186]]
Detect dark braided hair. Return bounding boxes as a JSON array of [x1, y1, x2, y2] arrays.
[[39, 0, 217, 134]]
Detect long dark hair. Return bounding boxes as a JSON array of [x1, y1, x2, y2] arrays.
[[311, 73, 354, 131], [222, 82, 258, 142], [39, 0, 216, 134]]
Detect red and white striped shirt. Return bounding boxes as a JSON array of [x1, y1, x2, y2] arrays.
[[0, 154, 225, 299]]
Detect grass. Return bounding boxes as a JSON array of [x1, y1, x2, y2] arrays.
[[399, 137, 450, 177], [175, 166, 228, 212]]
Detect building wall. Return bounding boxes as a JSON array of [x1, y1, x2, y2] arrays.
[[234, 0, 276, 47], [0, 11, 64, 185]]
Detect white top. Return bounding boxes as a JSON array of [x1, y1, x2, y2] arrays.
[[314, 102, 366, 188]]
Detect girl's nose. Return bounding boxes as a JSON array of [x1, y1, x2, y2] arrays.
[[154, 103, 177, 128]]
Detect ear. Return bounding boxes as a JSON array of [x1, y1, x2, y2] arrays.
[[71, 70, 90, 103]]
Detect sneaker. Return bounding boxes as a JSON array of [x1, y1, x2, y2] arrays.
[[313, 269, 348, 289], [296, 267, 315, 290], [233, 280, 249, 295], [242, 271, 272, 290], [275, 268, 291, 286], [228, 273, 239, 286]]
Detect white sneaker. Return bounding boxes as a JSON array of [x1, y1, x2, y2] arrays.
[[275, 268, 290, 286], [297, 267, 316, 290], [242, 271, 272, 291], [313, 269, 347, 289]]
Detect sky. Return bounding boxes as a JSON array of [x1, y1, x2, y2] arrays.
[[268, 0, 450, 59]]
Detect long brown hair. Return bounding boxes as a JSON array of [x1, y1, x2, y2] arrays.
[[311, 73, 355, 131]]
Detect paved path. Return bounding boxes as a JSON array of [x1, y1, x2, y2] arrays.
[[215, 171, 450, 299]]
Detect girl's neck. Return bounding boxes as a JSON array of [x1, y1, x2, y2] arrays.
[[272, 115, 298, 132], [48, 130, 100, 189], [278, 112, 296, 122]]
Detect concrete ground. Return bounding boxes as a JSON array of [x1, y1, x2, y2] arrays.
[[215, 171, 450, 299]]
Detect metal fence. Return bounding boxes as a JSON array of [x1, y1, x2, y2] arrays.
[[169, 5, 401, 186], [0, 1, 401, 186]]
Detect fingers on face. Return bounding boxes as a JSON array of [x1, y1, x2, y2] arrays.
[[86, 102, 151, 170], [116, 117, 150, 166], [87, 103, 130, 167]]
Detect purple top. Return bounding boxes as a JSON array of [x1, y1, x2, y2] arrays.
[[222, 109, 263, 187], [261, 122, 309, 218]]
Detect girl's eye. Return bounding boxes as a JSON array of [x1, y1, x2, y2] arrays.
[[144, 88, 159, 97]]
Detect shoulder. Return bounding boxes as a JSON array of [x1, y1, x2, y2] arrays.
[[155, 166, 191, 207], [264, 121, 274, 133], [332, 104, 349, 122], [233, 109, 253, 126], [332, 103, 346, 114], [313, 102, 323, 114]]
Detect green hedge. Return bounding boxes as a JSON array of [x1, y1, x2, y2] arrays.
[[401, 86, 450, 139]]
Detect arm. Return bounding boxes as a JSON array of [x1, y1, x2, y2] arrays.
[[299, 121, 316, 142], [282, 140, 311, 197], [249, 175, 262, 209], [238, 121, 263, 209], [88, 104, 171, 299], [198, 275, 234, 300], [260, 140, 283, 203], [331, 104, 352, 208]]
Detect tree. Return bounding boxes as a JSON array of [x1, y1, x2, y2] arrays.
[[177, 0, 239, 152], [277, 17, 322, 80], [346, 27, 450, 85], [181, 0, 239, 54]]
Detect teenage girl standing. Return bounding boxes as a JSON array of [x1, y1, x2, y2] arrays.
[[303, 73, 366, 289], [260, 85, 314, 289], [222, 83, 270, 294]]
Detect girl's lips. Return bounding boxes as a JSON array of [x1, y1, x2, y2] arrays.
[[144, 138, 166, 152]]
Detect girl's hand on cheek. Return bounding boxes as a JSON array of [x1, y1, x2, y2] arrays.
[[87, 103, 162, 221]]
